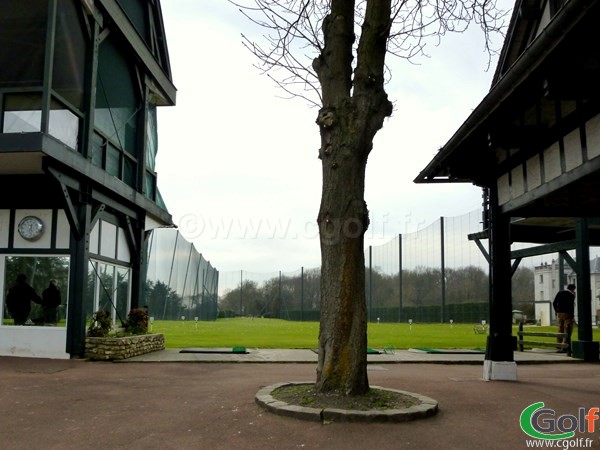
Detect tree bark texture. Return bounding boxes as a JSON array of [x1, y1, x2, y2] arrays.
[[314, 0, 393, 396]]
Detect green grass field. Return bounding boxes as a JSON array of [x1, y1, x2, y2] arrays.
[[151, 318, 600, 350]]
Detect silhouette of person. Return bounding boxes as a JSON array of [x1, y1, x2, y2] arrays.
[[42, 280, 61, 324], [553, 284, 576, 352], [6, 274, 42, 325]]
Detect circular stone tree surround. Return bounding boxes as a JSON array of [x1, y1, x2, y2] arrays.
[[255, 382, 439, 423]]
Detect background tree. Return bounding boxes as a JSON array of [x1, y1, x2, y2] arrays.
[[144, 280, 183, 320], [446, 265, 489, 304], [236, 0, 507, 396], [511, 266, 535, 317], [219, 280, 264, 316]]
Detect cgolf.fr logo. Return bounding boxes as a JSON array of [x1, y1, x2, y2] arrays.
[[520, 402, 600, 440]]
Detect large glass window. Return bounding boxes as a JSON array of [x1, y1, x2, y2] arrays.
[[116, 267, 131, 323], [146, 105, 158, 171], [95, 34, 139, 156], [2, 256, 70, 327], [0, 0, 85, 151], [89, 260, 131, 327], [0, 0, 48, 88], [3, 95, 80, 149], [96, 263, 115, 317], [53, 0, 86, 110], [116, 0, 150, 45], [2, 94, 42, 133], [94, 33, 140, 186], [49, 99, 79, 149], [144, 105, 158, 200]]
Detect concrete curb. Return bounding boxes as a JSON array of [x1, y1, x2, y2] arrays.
[[255, 381, 439, 423], [119, 348, 580, 364]]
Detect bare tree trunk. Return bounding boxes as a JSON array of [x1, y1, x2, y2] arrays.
[[314, 0, 393, 395], [237, 0, 505, 396], [316, 128, 370, 395]]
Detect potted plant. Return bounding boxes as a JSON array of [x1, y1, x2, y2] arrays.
[[85, 308, 164, 360]]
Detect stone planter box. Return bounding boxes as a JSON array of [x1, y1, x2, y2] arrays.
[[85, 333, 165, 361]]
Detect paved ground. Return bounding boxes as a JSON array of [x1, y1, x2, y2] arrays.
[[1, 350, 599, 450], [122, 347, 577, 364]]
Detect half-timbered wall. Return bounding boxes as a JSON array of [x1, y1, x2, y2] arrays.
[[497, 111, 600, 207]]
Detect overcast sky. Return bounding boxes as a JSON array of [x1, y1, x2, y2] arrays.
[[155, 1, 513, 274]]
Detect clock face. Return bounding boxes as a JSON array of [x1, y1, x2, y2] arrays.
[[18, 216, 45, 241]]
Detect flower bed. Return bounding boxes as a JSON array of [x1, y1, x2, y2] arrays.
[[85, 333, 165, 361]]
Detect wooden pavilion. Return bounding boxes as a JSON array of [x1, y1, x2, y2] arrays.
[[415, 0, 600, 379]]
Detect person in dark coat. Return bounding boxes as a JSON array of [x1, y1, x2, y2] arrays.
[[553, 283, 576, 351], [6, 274, 42, 325], [42, 280, 61, 324]]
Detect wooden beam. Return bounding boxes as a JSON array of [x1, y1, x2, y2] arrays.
[[511, 239, 578, 259], [511, 257, 522, 276], [472, 236, 491, 263], [559, 250, 577, 274], [46, 166, 82, 239]]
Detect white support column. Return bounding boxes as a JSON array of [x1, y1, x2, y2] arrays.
[[483, 360, 518, 381]]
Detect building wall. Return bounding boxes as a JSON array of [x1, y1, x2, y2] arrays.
[[533, 261, 563, 326], [0, 326, 70, 359], [0, 209, 135, 358], [0, 209, 71, 358], [497, 110, 600, 206]]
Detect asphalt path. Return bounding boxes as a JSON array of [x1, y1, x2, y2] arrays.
[[1, 357, 599, 450]]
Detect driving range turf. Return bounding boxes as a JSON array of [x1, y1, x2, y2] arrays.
[[150, 317, 598, 350]]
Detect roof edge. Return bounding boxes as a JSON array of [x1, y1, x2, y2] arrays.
[[414, 0, 597, 184]]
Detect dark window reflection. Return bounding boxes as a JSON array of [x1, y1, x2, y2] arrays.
[[3, 256, 70, 327]]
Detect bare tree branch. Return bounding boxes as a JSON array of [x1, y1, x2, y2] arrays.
[[232, 0, 509, 104]]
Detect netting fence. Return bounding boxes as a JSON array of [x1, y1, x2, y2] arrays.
[[217, 210, 491, 323], [218, 267, 321, 321], [145, 228, 219, 321], [218, 209, 600, 324]]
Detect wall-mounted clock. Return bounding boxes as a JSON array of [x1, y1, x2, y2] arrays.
[[17, 216, 45, 241]]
